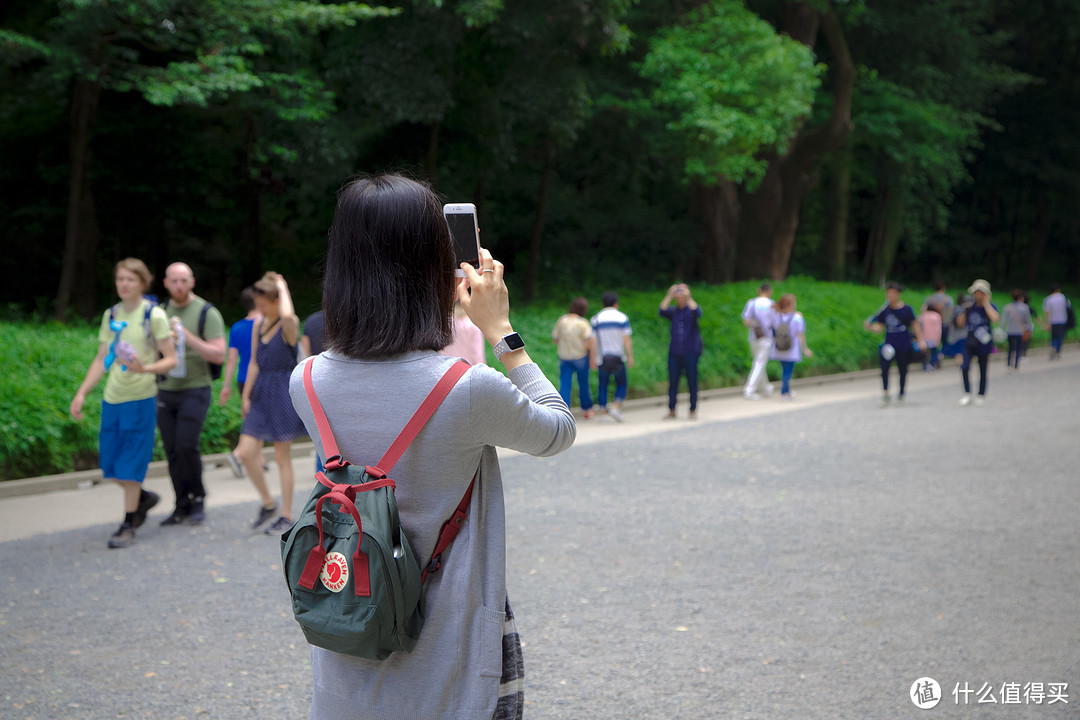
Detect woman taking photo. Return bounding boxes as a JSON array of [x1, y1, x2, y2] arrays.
[[70, 258, 177, 548], [237, 272, 307, 535], [289, 174, 576, 720]]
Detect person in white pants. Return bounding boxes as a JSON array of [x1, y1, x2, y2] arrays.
[[741, 283, 775, 399]]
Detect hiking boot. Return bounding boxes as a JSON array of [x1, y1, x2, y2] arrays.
[[252, 503, 278, 529], [226, 452, 245, 478], [264, 516, 294, 536], [188, 498, 205, 525], [132, 490, 160, 528], [108, 523, 136, 549], [160, 508, 189, 526]]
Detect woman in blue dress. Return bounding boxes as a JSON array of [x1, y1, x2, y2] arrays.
[[237, 271, 307, 534]]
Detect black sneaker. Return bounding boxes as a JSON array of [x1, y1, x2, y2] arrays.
[[252, 503, 278, 529], [108, 523, 136, 549], [160, 508, 189, 527], [188, 498, 205, 525], [264, 516, 294, 536], [132, 490, 160, 528]]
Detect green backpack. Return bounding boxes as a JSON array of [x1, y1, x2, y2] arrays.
[[281, 357, 474, 660]]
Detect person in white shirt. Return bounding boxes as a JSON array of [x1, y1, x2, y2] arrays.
[[1041, 283, 1070, 359], [741, 283, 774, 399]]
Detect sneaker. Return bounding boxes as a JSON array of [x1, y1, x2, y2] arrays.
[[744, 392, 762, 401], [688, 410, 697, 421], [227, 452, 245, 478], [896, 394, 905, 404], [582, 409, 595, 420], [160, 508, 189, 526], [108, 523, 136, 549], [974, 396, 985, 406], [188, 498, 205, 525], [959, 395, 973, 406], [132, 490, 160, 528], [252, 502, 279, 529], [764, 384, 775, 397], [780, 393, 793, 402], [264, 516, 294, 536], [880, 393, 891, 407], [663, 410, 677, 420], [607, 406, 624, 423]]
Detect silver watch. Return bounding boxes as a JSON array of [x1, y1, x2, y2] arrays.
[[492, 332, 525, 361]]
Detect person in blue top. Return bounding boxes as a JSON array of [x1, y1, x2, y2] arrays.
[[956, 279, 1000, 406], [864, 282, 926, 407], [659, 283, 703, 420], [221, 286, 261, 477]]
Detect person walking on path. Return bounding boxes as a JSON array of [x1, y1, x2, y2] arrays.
[[236, 272, 308, 535], [551, 297, 596, 418], [220, 287, 261, 477], [157, 262, 226, 526], [956, 279, 1000, 406], [1042, 283, 1071, 359], [1002, 289, 1034, 372], [917, 304, 942, 371], [924, 280, 954, 333], [288, 174, 575, 720], [741, 283, 775, 400], [864, 282, 926, 407], [69, 258, 177, 548], [766, 293, 813, 401], [659, 283, 703, 419], [590, 291, 634, 422]]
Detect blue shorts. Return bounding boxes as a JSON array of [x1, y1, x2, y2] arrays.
[[99, 397, 157, 482]]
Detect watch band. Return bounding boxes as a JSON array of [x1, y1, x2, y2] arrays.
[[492, 332, 525, 361]]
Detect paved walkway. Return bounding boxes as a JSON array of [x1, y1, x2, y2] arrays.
[[1, 350, 1077, 719]]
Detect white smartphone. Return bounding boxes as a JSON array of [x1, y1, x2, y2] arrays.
[[443, 203, 481, 278]]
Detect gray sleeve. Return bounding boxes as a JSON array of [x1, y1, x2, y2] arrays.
[[468, 363, 576, 457]]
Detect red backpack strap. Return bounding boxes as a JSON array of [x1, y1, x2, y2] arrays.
[[422, 472, 476, 583], [302, 357, 346, 472]]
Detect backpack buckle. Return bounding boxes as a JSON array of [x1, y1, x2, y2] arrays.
[[424, 554, 443, 576]]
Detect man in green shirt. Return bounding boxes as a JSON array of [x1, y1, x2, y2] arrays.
[[157, 262, 226, 525]]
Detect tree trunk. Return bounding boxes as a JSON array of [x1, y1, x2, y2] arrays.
[[1024, 189, 1054, 286], [735, 5, 855, 281], [821, 149, 851, 281], [691, 178, 740, 283], [55, 76, 102, 320], [863, 170, 907, 285], [240, 115, 263, 283], [523, 138, 555, 304]]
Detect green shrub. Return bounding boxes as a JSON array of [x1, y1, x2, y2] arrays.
[[0, 281, 1058, 480]]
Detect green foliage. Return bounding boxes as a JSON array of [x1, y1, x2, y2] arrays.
[[3, 280, 1068, 480], [639, 0, 823, 188]]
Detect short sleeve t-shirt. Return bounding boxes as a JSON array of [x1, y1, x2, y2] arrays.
[[1043, 293, 1068, 325], [228, 318, 256, 384], [97, 301, 171, 404], [590, 307, 632, 360], [741, 296, 773, 342], [873, 304, 917, 352], [552, 314, 593, 360], [964, 303, 998, 350], [302, 311, 325, 356], [767, 310, 806, 362], [157, 295, 226, 391]]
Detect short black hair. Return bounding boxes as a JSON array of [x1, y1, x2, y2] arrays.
[[602, 291, 618, 308], [240, 286, 256, 312], [323, 174, 455, 358], [886, 281, 904, 292], [759, 282, 771, 293]]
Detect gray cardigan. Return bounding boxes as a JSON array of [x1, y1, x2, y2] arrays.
[[289, 351, 576, 720]]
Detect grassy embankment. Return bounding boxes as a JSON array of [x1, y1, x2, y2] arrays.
[[1, 279, 1060, 480]]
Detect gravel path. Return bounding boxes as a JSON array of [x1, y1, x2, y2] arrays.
[[2, 361, 1077, 719]]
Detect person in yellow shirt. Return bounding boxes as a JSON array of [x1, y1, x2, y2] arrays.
[[70, 258, 177, 548]]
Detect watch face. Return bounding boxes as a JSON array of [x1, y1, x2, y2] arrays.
[[504, 333, 525, 351]]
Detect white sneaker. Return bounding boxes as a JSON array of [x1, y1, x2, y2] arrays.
[[744, 392, 762, 401], [607, 406, 624, 423], [974, 396, 985, 406], [959, 395, 973, 406], [764, 384, 776, 397]]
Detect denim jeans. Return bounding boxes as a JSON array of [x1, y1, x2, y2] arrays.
[[558, 356, 592, 410], [597, 357, 627, 407], [667, 352, 700, 411], [962, 348, 990, 395], [780, 361, 795, 395], [1051, 323, 1066, 354]]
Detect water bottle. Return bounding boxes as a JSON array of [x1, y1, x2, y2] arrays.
[[169, 317, 187, 377]]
